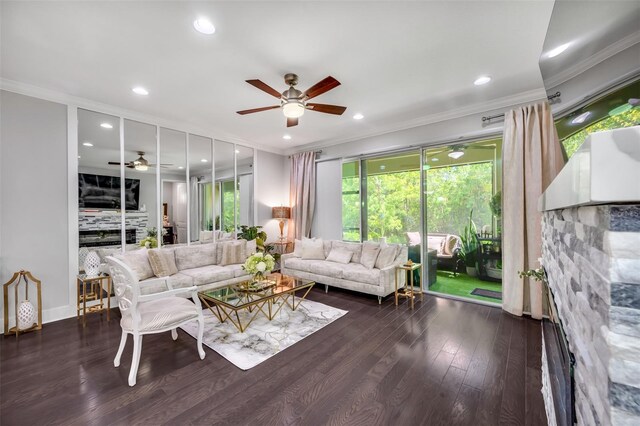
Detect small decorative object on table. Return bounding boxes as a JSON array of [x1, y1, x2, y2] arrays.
[[3, 270, 43, 338], [84, 250, 101, 277], [242, 252, 276, 284]]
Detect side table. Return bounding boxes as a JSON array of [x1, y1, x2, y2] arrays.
[[77, 274, 111, 326], [395, 262, 423, 309]]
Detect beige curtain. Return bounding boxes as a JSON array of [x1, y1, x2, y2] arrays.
[[288, 151, 316, 240], [502, 101, 564, 319]]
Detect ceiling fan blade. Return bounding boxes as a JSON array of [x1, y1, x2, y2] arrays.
[[107, 161, 122, 165], [306, 103, 347, 115], [287, 117, 298, 127], [236, 105, 280, 115], [245, 80, 282, 99], [303, 76, 341, 100]]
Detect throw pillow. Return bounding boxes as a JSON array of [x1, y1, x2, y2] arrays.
[[245, 239, 257, 257], [444, 235, 458, 255], [375, 244, 398, 269], [220, 241, 246, 266], [332, 241, 362, 263], [147, 248, 178, 277], [301, 238, 325, 260], [326, 248, 353, 264], [360, 243, 381, 269], [176, 244, 216, 270], [292, 237, 316, 257], [114, 249, 155, 281]]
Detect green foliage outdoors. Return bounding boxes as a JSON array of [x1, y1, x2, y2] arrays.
[[562, 108, 640, 158]]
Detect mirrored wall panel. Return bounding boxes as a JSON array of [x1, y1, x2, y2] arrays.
[[124, 119, 157, 251], [236, 145, 254, 228], [77, 109, 122, 271], [214, 140, 236, 236], [160, 128, 187, 246], [188, 134, 213, 243]]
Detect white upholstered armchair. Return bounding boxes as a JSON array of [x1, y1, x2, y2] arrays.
[[106, 256, 205, 386]]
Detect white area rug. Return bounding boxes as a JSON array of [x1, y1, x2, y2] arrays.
[[180, 299, 348, 370]]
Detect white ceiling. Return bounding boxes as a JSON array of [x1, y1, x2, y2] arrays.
[[1, 1, 555, 152]]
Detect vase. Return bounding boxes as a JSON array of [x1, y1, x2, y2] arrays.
[[253, 272, 266, 283], [17, 300, 37, 330], [84, 251, 100, 277]]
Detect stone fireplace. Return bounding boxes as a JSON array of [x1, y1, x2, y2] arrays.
[[538, 126, 640, 425]]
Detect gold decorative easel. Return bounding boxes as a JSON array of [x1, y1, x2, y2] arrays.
[[3, 270, 43, 338]]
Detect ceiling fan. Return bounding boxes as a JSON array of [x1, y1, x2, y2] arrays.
[[108, 152, 172, 171], [236, 73, 347, 127], [429, 144, 496, 160]]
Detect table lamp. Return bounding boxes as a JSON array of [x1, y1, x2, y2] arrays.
[[272, 206, 291, 241]]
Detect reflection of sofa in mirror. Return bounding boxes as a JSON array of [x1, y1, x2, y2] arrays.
[[406, 232, 463, 274]]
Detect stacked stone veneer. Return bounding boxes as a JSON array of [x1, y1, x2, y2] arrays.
[[79, 211, 149, 243], [542, 205, 640, 425]]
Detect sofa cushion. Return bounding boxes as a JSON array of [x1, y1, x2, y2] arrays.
[[175, 244, 216, 270], [220, 240, 246, 266], [180, 265, 235, 285], [342, 263, 381, 286], [138, 273, 194, 295], [200, 230, 213, 242], [443, 235, 459, 256], [375, 244, 398, 269], [326, 248, 353, 264], [114, 249, 154, 281], [323, 240, 333, 258], [360, 243, 381, 269], [332, 241, 363, 264], [284, 257, 314, 273], [224, 263, 249, 278], [301, 238, 325, 260], [147, 248, 178, 277], [307, 260, 344, 279]]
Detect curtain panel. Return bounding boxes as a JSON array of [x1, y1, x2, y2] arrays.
[[502, 101, 565, 319], [288, 151, 316, 240]]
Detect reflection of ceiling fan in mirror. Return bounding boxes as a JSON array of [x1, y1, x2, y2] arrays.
[[429, 144, 496, 160], [108, 152, 172, 171], [236, 73, 347, 127]]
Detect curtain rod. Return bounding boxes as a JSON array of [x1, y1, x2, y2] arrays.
[[482, 92, 561, 122], [288, 150, 322, 159]]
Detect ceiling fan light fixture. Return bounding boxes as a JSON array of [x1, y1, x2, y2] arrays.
[[448, 150, 464, 160], [193, 17, 215, 35], [135, 164, 148, 171], [282, 101, 305, 118]]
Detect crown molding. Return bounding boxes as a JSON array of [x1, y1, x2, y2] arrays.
[[543, 30, 640, 90], [0, 78, 287, 156], [285, 87, 546, 155]]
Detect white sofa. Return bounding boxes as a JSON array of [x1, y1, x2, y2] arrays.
[[110, 241, 253, 295], [281, 240, 408, 303]]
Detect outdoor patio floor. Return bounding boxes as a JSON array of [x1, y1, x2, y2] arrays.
[[429, 270, 502, 303]]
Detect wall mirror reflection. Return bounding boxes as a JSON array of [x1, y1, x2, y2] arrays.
[[214, 140, 236, 239], [160, 128, 187, 246], [236, 145, 254, 228], [77, 109, 123, 273], [188, 134, 213, 244]]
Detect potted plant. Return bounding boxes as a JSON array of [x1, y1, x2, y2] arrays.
[[459, 210, 479, 277], [237, 225, 280, 262], [489, 191, 502, 239]]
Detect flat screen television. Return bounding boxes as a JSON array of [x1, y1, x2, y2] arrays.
[[78, 173, 140, 210]]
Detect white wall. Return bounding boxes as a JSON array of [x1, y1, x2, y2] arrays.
[[1, 91, 70, 323], [255, 150, 289, 243], [311, 159, 343, 240]]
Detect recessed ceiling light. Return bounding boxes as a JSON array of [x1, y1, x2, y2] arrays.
[[448, 150, 464, 160], [571, 111, 591, 125], [545, 42, 571, 59], [283, 134, 292, 140], [431, 158, 439, 162], [132, 86, 149, 96], [353, 113, 364, 120], [82, 142, 93, 147], [380, 165, 386, 170], [235, 150, 240, 154], [193, 17, 215, 35], [178, 166, 184, 169], [78, 155, 81, 159], [201, 158, 208, 163], [100, 123, 113, 129], [473, 76, 491, 86]]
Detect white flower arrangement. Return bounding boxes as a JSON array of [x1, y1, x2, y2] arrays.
[[242, 251, 276, 279]]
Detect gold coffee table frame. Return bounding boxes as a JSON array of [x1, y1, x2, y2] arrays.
[[199, 274, 315, 332]]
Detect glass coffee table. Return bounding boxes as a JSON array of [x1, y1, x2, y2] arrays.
[[198, 273, 315, 332]]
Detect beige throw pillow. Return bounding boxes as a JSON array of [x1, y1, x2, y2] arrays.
[[326, 248, 353, 264], [245, 239, 257, 257], [360, 243, 381, 269], [375, 244, 398, 269], [301, 238, 325, 260], [148, 248, 178, 277], [220, 241, 246, 266], [114, 249, 155, 281]]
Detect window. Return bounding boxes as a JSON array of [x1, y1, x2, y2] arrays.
[[341, 161, 360, 241]]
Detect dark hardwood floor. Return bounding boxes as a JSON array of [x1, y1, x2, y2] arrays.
[[1, 288, 546, 425]]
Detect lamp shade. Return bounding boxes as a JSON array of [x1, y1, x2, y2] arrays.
[[272, 206, 291, 220]]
